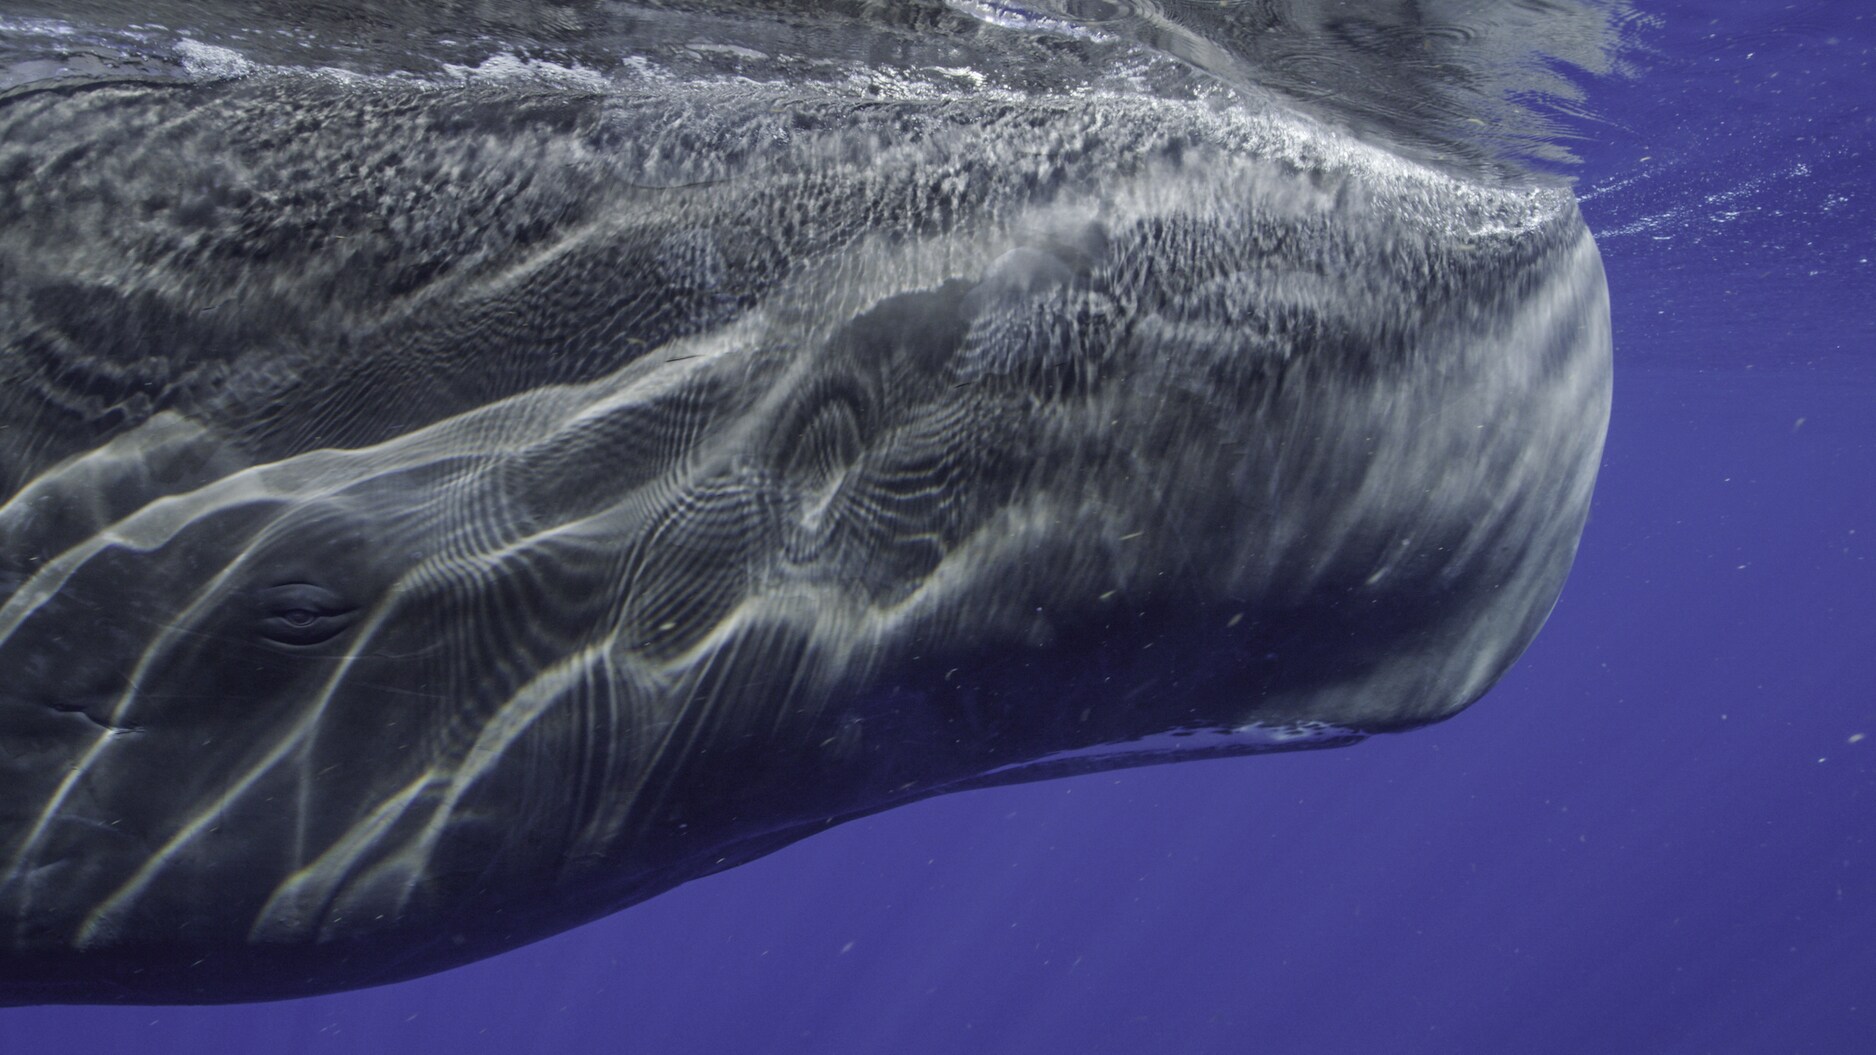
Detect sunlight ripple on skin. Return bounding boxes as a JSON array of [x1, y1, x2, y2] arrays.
[[0, 0, 1616, 1003]]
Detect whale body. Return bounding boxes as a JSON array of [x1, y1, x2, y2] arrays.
[[0, 1, 1611, 1004]]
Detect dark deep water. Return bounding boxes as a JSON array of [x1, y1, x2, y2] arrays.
[[2, 0, 1871, 1051]]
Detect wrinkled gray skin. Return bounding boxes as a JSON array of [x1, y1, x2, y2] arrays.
[[0, 27, 1610, 1003]]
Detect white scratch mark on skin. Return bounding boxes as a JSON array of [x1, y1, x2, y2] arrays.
[[365, 641, 615, 925], [249, 769, 441, 942]]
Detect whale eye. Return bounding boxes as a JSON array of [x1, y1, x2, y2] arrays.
[[255, 583, 359, 646]]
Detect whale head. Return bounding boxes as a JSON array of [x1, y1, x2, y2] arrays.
[[0, 52, 1611, 1003]]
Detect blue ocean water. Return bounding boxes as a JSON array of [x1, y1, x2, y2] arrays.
[[2, 0, 1870, 1051]]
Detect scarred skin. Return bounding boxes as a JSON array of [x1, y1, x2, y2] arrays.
[[0, 15, 1610, 1004]]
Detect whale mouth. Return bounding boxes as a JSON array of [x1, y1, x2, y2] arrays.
[[951, 720, 1369, 791]]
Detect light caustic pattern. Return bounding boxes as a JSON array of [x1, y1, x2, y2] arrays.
[[0, 25, 1610, 1003]]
